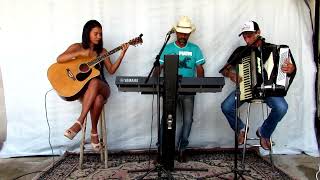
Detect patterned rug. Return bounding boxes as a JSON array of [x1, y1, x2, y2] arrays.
[[36, 149, 293, 180]]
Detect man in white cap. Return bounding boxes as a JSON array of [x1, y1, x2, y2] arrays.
[[154, 16, 205, 162], [220, 20, 296, 150]]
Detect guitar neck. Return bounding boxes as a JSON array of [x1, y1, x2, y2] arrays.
[[87, 46, 123, 67], [86, 33, 143, 67]]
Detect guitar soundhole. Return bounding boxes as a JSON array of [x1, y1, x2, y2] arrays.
[[76, 69, 92, 81], [79, 63, 89, 73]]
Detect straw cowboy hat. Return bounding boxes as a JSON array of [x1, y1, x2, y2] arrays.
[[173, 16, 196, 34]]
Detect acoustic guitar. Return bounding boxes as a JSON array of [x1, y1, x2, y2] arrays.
[[47, 34, 143, 100]]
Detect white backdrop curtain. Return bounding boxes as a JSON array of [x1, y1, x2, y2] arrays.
[[0, 0, 318, 157]]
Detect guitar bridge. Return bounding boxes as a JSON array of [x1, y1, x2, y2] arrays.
[[66, 68, 76, 81]]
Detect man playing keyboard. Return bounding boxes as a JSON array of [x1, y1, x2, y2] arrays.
[[153, 16, 205, 162]]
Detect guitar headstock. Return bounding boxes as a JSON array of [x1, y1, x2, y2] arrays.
[[128, 34, 143, 46]]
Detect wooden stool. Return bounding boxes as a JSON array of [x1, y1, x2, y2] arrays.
[[241, 99, 274, 165], [79, 107, 108, 169]]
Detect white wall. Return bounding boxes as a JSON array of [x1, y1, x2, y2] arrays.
[[0, 0, 318, 157]]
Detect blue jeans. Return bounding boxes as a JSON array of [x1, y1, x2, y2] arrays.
[[221, 90, 288, 138], [176, 95, 194, 151]]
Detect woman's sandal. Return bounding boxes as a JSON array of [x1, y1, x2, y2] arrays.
[[64, 121, 82, 140], [91, 133, 101, 152]]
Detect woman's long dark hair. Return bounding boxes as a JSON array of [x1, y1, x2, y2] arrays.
[[82, 20, 103, 55]]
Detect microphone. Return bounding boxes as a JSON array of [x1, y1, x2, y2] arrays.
[[167, 28, 175, 35], [257, 35, 265, 41]]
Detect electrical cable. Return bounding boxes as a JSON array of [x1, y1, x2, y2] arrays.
[[147, 86, 155, 169], [12, 171, 44, 180], [11, 89, 55, 180], [44, 89, 55, 165], [316, 163, 320, 180]]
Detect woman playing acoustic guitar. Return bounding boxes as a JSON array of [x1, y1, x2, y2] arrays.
[[57, 20, 129, 151]]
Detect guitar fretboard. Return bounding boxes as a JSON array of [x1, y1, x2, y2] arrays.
[[87, 46, 122, 67], [86, 33, 143, 67]]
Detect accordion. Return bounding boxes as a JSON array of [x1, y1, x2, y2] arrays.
[[239, 45, 291, 101]]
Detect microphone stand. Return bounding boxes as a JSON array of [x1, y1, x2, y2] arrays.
[[210, 36, 264, 180], [145, 31, 172, 84], [232, 37, 264, 179], [135, 31, 174, 180]]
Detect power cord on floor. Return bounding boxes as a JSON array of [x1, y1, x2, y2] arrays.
[[316, 163, 320, 180], [12, 171, 44, 180], [45, 89, 55, 165], [11, 89, 55, 180], [147, 90, 155, 169]]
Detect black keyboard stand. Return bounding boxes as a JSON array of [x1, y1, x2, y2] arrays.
[[137, 30, 174, 180]]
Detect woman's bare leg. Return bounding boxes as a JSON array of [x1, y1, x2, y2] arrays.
[[90, 94, 106, 144], [67, 79, 109, 133]]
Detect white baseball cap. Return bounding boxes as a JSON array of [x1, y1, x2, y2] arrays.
[[238, 20, 260, 36]]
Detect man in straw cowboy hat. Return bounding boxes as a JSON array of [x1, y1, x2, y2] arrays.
[[154, 16, 205, 162]]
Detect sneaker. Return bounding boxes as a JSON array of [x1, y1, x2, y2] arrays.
[[152, 154, 160, 165], [256, 128, 271, 150], [178, 150, 187, 163], [238, 130, 246, 145]]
